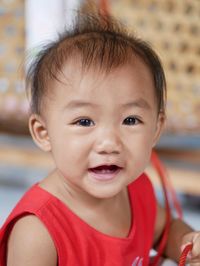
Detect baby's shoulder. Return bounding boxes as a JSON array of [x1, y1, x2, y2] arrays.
[[7, 215, 57, 266]]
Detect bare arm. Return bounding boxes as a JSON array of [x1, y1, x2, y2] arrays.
[[7, 215, 57, 266], [154, 203, 193, 262]]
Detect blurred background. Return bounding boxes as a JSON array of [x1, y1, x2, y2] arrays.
[[0, 0, 199, 228]]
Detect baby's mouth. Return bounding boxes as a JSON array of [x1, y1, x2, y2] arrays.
[[88, 165, 122, 181], [90, 165, 121, 173]]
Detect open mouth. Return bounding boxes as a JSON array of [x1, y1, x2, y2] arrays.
[[90, 165, 121, 173], [88, 165, 122, 181]]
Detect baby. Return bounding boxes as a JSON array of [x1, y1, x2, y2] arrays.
[[0, 12, 200, 266]]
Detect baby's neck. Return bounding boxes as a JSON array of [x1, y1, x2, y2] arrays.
[[39, 170, 132, 238]]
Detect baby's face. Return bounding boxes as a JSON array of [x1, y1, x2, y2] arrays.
[[41, 58, 164, 199]]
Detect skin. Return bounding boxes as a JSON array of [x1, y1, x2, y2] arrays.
[[7, 58, 200, 265]]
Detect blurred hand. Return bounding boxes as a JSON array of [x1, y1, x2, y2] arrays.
[[181, 232, 200, 265]]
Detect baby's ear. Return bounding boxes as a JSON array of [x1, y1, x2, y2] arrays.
[[152, 112, 166, 147], [29, 114, 51, 152]]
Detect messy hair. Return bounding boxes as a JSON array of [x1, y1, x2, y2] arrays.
[[26, 12, 166, 114]]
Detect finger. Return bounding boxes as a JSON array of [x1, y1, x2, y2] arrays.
[[188, 262, 200, 266], [192, 234, 200, 258], [182, 232, 196, 251], [181, 232, 200, 257]]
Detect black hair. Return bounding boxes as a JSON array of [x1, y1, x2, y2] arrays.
[[26, 12, 166, 114]]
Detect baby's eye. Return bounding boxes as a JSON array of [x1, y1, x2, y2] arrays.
[[123, 116, 141, 126], [74, 118, 95, 127]]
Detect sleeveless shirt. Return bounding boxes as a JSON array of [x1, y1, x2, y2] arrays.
[[0, 173, 156, 266]]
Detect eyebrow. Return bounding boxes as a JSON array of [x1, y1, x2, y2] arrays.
[[64, 98, 151, 110], [64, 101, 97, 110], [121, 99, 151, 110]]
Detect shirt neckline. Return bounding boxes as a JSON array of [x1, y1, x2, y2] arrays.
[[34, 182, 137, 242]]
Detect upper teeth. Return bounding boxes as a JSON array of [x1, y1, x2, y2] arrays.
[[100, 169, 112, 173]]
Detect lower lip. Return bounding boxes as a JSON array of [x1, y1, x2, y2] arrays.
[[88, 169, 122, 181]]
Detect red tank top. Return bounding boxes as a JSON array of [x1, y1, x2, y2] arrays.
[[0, 173, 156, 266]]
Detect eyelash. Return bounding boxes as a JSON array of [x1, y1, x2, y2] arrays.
[[73, 118, 95, 127], [123, 116, 142, 126], [72, 116, 142, 127]]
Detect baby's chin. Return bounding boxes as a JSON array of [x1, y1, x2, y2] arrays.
[[84, 177, 128, 200]]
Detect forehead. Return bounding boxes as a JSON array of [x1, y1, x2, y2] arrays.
[[49, 56, 156, 109]]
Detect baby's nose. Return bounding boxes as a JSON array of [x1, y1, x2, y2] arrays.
[[94, 128, 122, 155]]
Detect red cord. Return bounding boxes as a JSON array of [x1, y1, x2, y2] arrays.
[[151, 150, 183, 219], [178, 243, 193, 266], [150, 151, 171, 265], [151, 151, 193, 265]]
